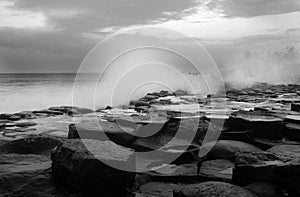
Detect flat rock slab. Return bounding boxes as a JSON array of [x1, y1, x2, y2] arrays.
[[51, 139, 135, 196], [228, 110, 284, 139], [267, 145, 300, 158], [0, 136, 63, 155], [173, 181, 258, 197], [252, 138, 300, 150], [68, 119, 139, 147], [233, 151, 300, 194]]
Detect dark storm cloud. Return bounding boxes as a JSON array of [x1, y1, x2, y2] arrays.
[[205, 0, 300, 18], [0, 0, 199, 72]]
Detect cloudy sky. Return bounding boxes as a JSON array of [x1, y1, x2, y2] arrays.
[[0, 0, 300, 73]]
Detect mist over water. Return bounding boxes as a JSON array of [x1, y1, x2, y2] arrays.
[[219, 46, 300, 89]]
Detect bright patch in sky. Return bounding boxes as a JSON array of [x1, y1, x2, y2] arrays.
[[154, 11, 300, 39], [0, 1, 46, 28]]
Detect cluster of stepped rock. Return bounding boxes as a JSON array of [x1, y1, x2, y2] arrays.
[[0, 83, 300, 196]]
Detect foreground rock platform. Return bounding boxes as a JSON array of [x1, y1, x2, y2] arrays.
[[0, 83, 300, 196], [51, 139, 136, 196], [0, 136, 67, 196]]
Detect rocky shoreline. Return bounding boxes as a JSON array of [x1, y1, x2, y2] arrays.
[[1, 83, 300, 196]]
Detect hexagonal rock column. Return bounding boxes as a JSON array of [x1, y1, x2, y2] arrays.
[[51, 139, 136, 196]]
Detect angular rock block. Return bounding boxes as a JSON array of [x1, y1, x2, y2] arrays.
[[51, 139, 135, 196], [233, 151, 300, 194]]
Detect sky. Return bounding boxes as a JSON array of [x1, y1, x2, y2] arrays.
[[0, 0, 300, 73]]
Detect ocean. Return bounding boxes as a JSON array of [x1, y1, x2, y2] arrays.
[[0, 72, 214, 114], [0, 73, 98, 113]]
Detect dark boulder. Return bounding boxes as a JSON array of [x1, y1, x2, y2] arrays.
[[173, 181, 258, 197], [202, 140, 261, 161], [51, 139, 135, 196]]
